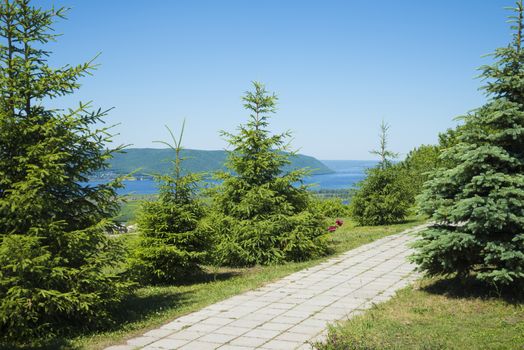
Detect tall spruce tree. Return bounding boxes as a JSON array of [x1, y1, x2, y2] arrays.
[[412, 1, 524, 287], [132, 122, 210, 284], [209, 82, 328, 266], [0, 0, 129, 340]]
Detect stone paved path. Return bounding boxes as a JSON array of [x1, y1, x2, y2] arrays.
[[107, 224, 428, 350]]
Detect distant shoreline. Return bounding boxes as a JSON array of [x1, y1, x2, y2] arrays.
[[91, 148, 337, 181], [88, 160, 378, 195]]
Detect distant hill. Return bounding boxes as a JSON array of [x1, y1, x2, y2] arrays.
[[96, 148, 334, 178]]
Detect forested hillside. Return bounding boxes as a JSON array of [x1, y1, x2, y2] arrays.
[[97, 148, 333, 178]]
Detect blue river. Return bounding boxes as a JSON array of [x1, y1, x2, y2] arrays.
[[90, 160, 377, 196]]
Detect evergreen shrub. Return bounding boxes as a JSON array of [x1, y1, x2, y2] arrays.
[[131, 124, 211, 284]]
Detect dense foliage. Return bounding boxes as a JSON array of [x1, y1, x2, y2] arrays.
[[314, 197, 351, 218], [349, 165, 411, 226], [412, 2, 524, 287], [399, 144, 441, 204], [0, 0, 130, 340], [349, 122, 411, 226], [132, 124, 210, 284], [208, 82, 328, 266]]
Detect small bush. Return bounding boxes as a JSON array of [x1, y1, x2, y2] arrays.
[[314, 197, 350, 218], [349, 121, 411, 226], [349, 165, 411, 226]]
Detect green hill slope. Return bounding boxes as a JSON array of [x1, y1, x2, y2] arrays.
[[99, 148, 333, 178]]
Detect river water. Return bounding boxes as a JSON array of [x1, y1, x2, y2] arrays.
[[89, 160, 378, 195]]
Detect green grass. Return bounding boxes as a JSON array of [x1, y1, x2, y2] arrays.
[[114, 194, 156, 223], [315, 277, 524, 350], [25, 217, 422, 350]]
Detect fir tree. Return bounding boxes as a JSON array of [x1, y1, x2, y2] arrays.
[[0, 0, 130, 340], [370, 120, 399, 169], [132, 122, 210, 284], [209, 82, 328, 266], [412, 2, 524, 287], [349, 122, 410, 225]]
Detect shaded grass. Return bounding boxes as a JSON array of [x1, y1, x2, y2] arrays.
[[4, 217, 424, 350], [315, 277, 524, 350]]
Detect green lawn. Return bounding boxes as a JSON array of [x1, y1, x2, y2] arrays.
[[114, 194, 157, 224], [29, 217, 423, 350], [315, 277, 524, 350]]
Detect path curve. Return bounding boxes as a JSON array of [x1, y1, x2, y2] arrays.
[[107, 224, 429, 350]]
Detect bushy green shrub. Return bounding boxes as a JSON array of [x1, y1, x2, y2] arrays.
[[399, 144, 441, 204], [209, 82, 329, 266], [0, 229, 129, 340], [131, 124, 211, 284], [0, 0, 131, 341], [412, 2, 524, 288], [314, 197, 351, 218], [349, 165, 411, 226], [133, 199, 209, 283], [208, 201, 327, 266]]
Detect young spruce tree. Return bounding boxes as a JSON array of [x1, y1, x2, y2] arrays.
[[132, 122, 210, 284], [209, 82, 328, 266], [349, 121, 411, 225], [412, 2, 524, 288], [0, 0, 130, 340]]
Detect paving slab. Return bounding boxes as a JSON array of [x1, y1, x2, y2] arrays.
[[106, 224, 428, 350]]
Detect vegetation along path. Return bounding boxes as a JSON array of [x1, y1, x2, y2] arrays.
[[107, 224, 429, 350]]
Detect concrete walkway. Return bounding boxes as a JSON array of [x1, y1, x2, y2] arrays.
[[107, 224, 428, 350]]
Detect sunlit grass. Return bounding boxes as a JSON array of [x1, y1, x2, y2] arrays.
[[315, 277, 524, 350]]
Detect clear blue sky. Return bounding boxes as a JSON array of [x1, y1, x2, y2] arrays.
[[38, 0, 510, 160]]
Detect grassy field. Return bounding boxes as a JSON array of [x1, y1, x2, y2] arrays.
[[22, 217, 424, 350], [113, 194, 156, 223], [315, 277, 524, 350]]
